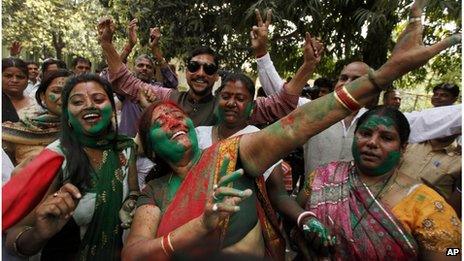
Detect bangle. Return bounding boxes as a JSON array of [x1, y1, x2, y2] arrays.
[[297, 211, 317, 228], [13, 226, 33, 258], [334, 85, 361, 112], [161, 233, 174, 256], [367, 68, 382, 90]]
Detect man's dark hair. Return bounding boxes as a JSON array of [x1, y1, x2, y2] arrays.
[[186, 46, 219, 66], [355, 105, 410, 146], [313, 77, 334, 92], [432, 83, 460, 97], [383, 87, 398, 101], [25, 60, 39, 67], [41, 58, 67, 76], [71, 56, 92, 69]]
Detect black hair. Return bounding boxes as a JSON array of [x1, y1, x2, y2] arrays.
[[355, 105, 410, 146], [215, 72, 255, 97], [432, 83, 460, 97], [2, 57, 28, 77], [71, 56, 92, 69], [314, 77, 334, 92], [35, 69, 72, 109], [25, 60, 39, 67], [41, 58, 67, 76], [186, 46, 219, 66], [382, 87, 398, 101], [60, 73, 118, 191]]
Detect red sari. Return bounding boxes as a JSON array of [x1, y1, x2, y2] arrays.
[[154, 136, 285, 260]]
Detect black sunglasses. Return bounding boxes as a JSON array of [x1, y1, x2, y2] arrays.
[[187, 61, 218, 76]]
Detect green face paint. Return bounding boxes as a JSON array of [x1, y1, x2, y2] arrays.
[[357, 114, 394, 131], [214, 106, 225, 124], [48, 94, 57, 102], [244, 102, 253, 117], [352, 142, 401, 176], [352, 113, 402, 177], [67, 105, 112, 137], [148, 118, 200, 164]]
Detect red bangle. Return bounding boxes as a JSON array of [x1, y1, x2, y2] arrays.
[[162, 233, 174, 256], [335, 85, 361, 112]]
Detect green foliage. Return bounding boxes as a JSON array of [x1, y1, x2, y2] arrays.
[[2, 0, 106, 61]]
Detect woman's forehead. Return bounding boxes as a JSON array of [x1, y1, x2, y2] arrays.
[[359, 114, 396, 131], [152, 104, 185, 119]]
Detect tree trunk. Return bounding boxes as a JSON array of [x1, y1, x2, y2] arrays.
[[52, 31, 65, 60]]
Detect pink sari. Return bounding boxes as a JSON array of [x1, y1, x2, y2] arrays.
[[305, 161, 417, 260]]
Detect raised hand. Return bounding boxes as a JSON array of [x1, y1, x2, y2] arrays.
[[375, 0, 461, 87], [251, 9, 272, 57], [150, 27, 161, 49], [303, 32, 324, 68], [34, 183, 82, 240], [128, 18, 138, 48], [97, 17, 116, 45], [10, 41, 22, 57], [138, 86, 158, 109], [201, 157, 252, 231]]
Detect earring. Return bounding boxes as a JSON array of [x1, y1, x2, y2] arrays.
[[68, 121, 72, 128]]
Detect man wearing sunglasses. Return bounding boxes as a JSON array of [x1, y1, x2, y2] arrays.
[[99, 17, 322, 127]]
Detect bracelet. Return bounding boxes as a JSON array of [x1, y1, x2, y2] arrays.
[[334, 85, 361, 112], [161, 233, 174, 256], [367, 68, 382, 90], [297, 211, 317, 228], [13, 226, 33, 258]]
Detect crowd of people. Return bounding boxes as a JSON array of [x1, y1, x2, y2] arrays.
[[2, 0, 462, 260]]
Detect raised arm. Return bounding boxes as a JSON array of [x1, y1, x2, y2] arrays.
[[240, 0, 461, 176], [98, 18, 172, 102], [251, 9, 284, 94], [119, 18, 138, 63], [250, 33, 323, 124], [150, 27, 179, 89]]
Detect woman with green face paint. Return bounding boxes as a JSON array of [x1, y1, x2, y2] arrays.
[[123, 0, 461, 258], [296, 106, 461, 260], [4, 74, 140, 260], [3, 69, 71, 166]]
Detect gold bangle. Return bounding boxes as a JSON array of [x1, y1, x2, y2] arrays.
[[13, 226, 33, 258]]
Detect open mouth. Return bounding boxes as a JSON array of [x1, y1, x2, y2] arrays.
[[82, 112, 101, 123], [171, 131, 187, 140]]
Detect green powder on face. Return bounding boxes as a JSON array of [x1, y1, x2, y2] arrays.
[[67, 105, 112, 137], [352, 137, 401, 176], [149, 123, 186, 164], [214, 106, 225, 124], [244, 102, 253, 117], [358, 115, 394, 131], [88, 105, 112, 135], [48, 94, 57, 102]]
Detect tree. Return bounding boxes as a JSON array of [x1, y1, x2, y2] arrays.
[[101, 0, 460, 87], [2, 0, 106, 61]]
